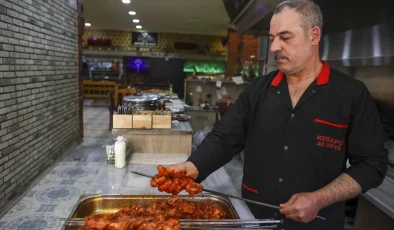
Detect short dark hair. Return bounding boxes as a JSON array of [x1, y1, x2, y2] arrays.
[[274, 0, 323, 34]]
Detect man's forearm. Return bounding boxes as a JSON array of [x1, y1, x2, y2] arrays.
[[314, 173, 362, 209]]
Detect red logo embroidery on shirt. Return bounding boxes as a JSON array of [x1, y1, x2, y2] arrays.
[[317, 135, 344, 151]]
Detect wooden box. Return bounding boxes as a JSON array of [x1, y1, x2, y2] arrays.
[[132, 111, 153, 129], [113, 114, 133, 129], [152, 110, 172, 129]]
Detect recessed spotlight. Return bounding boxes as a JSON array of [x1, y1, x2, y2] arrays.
[[129, 11, 136, 15], [122, 0, 131, 4], [133, 19, 139, 23], [85, 23, 91, 27], [136, 25, 142, 29]]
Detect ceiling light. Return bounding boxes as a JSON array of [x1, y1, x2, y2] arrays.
[[85, 23, 91, 27], [122, 0, 131, 4], [129, 11, 136, 15], [136, 25, 142, 29], [133, 19, 139, 23]]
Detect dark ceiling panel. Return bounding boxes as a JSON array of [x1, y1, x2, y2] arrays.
[[225, 0, 394, 35], [223, 0, 252, 22]]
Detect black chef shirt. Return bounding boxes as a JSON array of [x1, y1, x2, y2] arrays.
[[188, 62, 388, 230]]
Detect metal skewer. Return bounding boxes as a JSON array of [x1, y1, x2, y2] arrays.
[[130, 171, 326, 221], [60, 218, 282, 228], [203, 188, 281, 210], [181, 219, 282, 225]]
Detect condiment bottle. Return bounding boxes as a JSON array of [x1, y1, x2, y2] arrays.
[[159, 100, 165, 110], [226, 96, 232, 106], [114, 136, 126, 168], [169, 83, 173, 99]]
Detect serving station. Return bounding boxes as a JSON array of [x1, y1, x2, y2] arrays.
[[111, 94, 193, 154], [60, 164, 286, 229]]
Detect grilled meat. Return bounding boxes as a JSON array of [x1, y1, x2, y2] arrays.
[[151, 165, 204, 196], [83, 196, 226, 230]]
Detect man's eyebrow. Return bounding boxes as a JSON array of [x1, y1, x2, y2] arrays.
[[269, 31, 293, 37]]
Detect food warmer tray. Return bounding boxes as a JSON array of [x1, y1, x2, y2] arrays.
[[63, 194, 240, 230]]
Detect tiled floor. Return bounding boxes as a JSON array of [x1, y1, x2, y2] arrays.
[[0, 106, 112, 230], [0, 103, 356, 229]]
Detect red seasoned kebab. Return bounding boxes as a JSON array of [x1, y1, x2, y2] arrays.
[[83, 196, 226, 230], [150, 165, 204, 196]]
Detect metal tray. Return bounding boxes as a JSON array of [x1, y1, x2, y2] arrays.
[[63, 194, 239, 229]]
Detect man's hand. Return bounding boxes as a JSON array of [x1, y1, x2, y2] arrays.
[[166, 161, 199, 179], [279, 173, 362, 223], [279, 192, 322, 223]]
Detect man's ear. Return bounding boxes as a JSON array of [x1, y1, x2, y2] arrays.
[[310, 26, 321, 45]]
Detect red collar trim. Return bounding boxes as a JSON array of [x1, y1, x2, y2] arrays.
[[270, 71, 284, 87], [270, 61, 330, 87]]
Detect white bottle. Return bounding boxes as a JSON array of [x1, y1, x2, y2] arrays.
[[114, 136, 126, 168]]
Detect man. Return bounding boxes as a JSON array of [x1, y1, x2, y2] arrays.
[[168, 0, 388, 229]]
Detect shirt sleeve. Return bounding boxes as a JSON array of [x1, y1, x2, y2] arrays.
[[187, 83, 252, 182], [345, 81, 388, 192]]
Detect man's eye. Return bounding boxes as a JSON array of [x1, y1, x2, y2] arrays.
[[282, 37, 290, 41]]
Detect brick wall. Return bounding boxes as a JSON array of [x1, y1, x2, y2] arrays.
[[226, 29, 259, 77], [0, 0, 80, 209]]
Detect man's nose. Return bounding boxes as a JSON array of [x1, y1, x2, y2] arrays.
[[270, 38, 281, 53]]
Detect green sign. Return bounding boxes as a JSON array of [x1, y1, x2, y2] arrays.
[[183, 60, 225, 74]]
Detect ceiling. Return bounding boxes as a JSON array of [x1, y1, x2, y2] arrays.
[[83, 0, 229, 36]]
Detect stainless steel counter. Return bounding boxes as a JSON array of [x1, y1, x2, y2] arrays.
[[363, 166, 394, 219], [354, 166, 394, 229], [85, 162, 255, 219]]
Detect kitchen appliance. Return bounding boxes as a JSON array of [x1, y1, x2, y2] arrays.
[[62, 194, 283, 229], [122, 94, 161, 111]]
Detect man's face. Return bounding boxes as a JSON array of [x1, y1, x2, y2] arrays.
[[269, 7, 314, 74]]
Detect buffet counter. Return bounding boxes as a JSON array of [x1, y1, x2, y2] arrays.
[[113, 95, 194, 154], [112, 122, 193, 154]]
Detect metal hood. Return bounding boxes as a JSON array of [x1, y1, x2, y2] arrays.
[[317, 0, 394, 67], [223, 0, 283, 35], [224, 0, 392, 34], [320, 23, 394, 67], [224, 0, 394, 66]]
